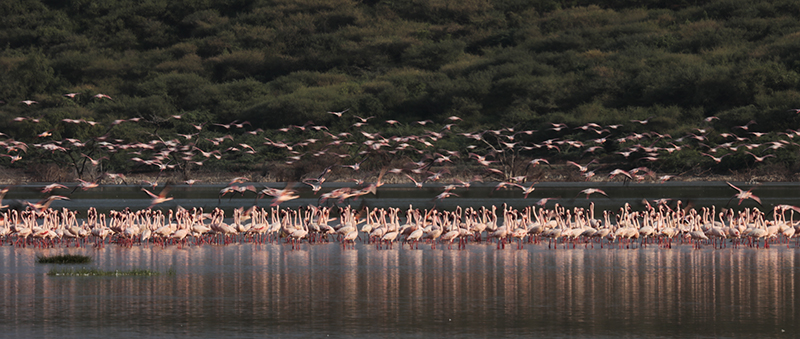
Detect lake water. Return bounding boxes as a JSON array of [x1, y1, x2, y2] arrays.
[[1, 243, 798, 338], [9, 181, 800, 212]]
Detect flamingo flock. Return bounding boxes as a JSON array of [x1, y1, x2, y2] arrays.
[[2, 200, 799, 251], [2, 95, 800, 251], [4, 94, 800, 202]]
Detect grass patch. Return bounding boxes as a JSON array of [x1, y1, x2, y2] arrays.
[[47, 267, 163, 277], [36, 254, 92, 264]]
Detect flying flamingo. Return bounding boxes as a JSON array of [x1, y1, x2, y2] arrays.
[[566, 159, 597, 173], [609, 169, 633, 181], [701, 153, 729, 163], [81, 153, 108, 166], [536, 197, 558, 206], [744, 151, 775, 163], [37, 130, 54, 138], [41, 183, 68, 193], [726, 182, 761, 206], [434, 191, 459, 201], [302, 179, 323, 194], [26, 195, 69, 211], [0, 154, 22, 163], [354, 115, 374, 123], [0, 187, 9, 209], [228, 176, 250, 185], [341, 158, 367, 171], [70, 179, 99, 194], [525, 158, 549, 172], [142, 187, 173, 208], [733, 120, 756, 131], [262, 185, 299, 206], [403, 173, 424, 188], [579, 188, 609, 199], [219, 186, 238, 202], [548, 123, 568, 132], [517, 183, 537, 199], [630, 116, 653, 124]]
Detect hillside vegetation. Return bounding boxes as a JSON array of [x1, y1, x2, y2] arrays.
[[1, 0, 800, 182]]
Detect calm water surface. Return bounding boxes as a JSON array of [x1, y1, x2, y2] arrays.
[[10, 181, 800, 212], [1, 244, 798, 338]]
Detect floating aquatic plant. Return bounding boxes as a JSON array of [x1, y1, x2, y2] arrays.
[[36, 254, 92, 264]]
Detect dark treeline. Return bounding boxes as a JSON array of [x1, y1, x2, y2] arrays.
[[1, 0, 800, 182]]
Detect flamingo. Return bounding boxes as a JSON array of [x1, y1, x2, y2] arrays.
[[26, 195, 69, 211], [327, 108, 349, 117], [262, 186, 299, 206], [726, 182, 761, 206], [744, 151, 775, 163], [440, 226, 460, 249], [301, 179, 323, 194], [579, 188, 609, 199], [609, 169, 633, 181], [81, 153, 108, 166], [228, 176, 250, 185], [434, 191, 459, 201], [701, 153, 729, 163], [630, 116, 653, 124], [549, 123, 568, 131], [41, 183, 68, 193], [566, 160, 597, 173], [733, 120, 756, 131], [142, 187, 173, 208], [406, 225, 424, 249], [70, 179, 99, 195], [0, 154, 22, 163], [288, 217, 308, 249], [37, 130, 54, 138], [354, 115, 374, 123], [518, 184, 537, 199]]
